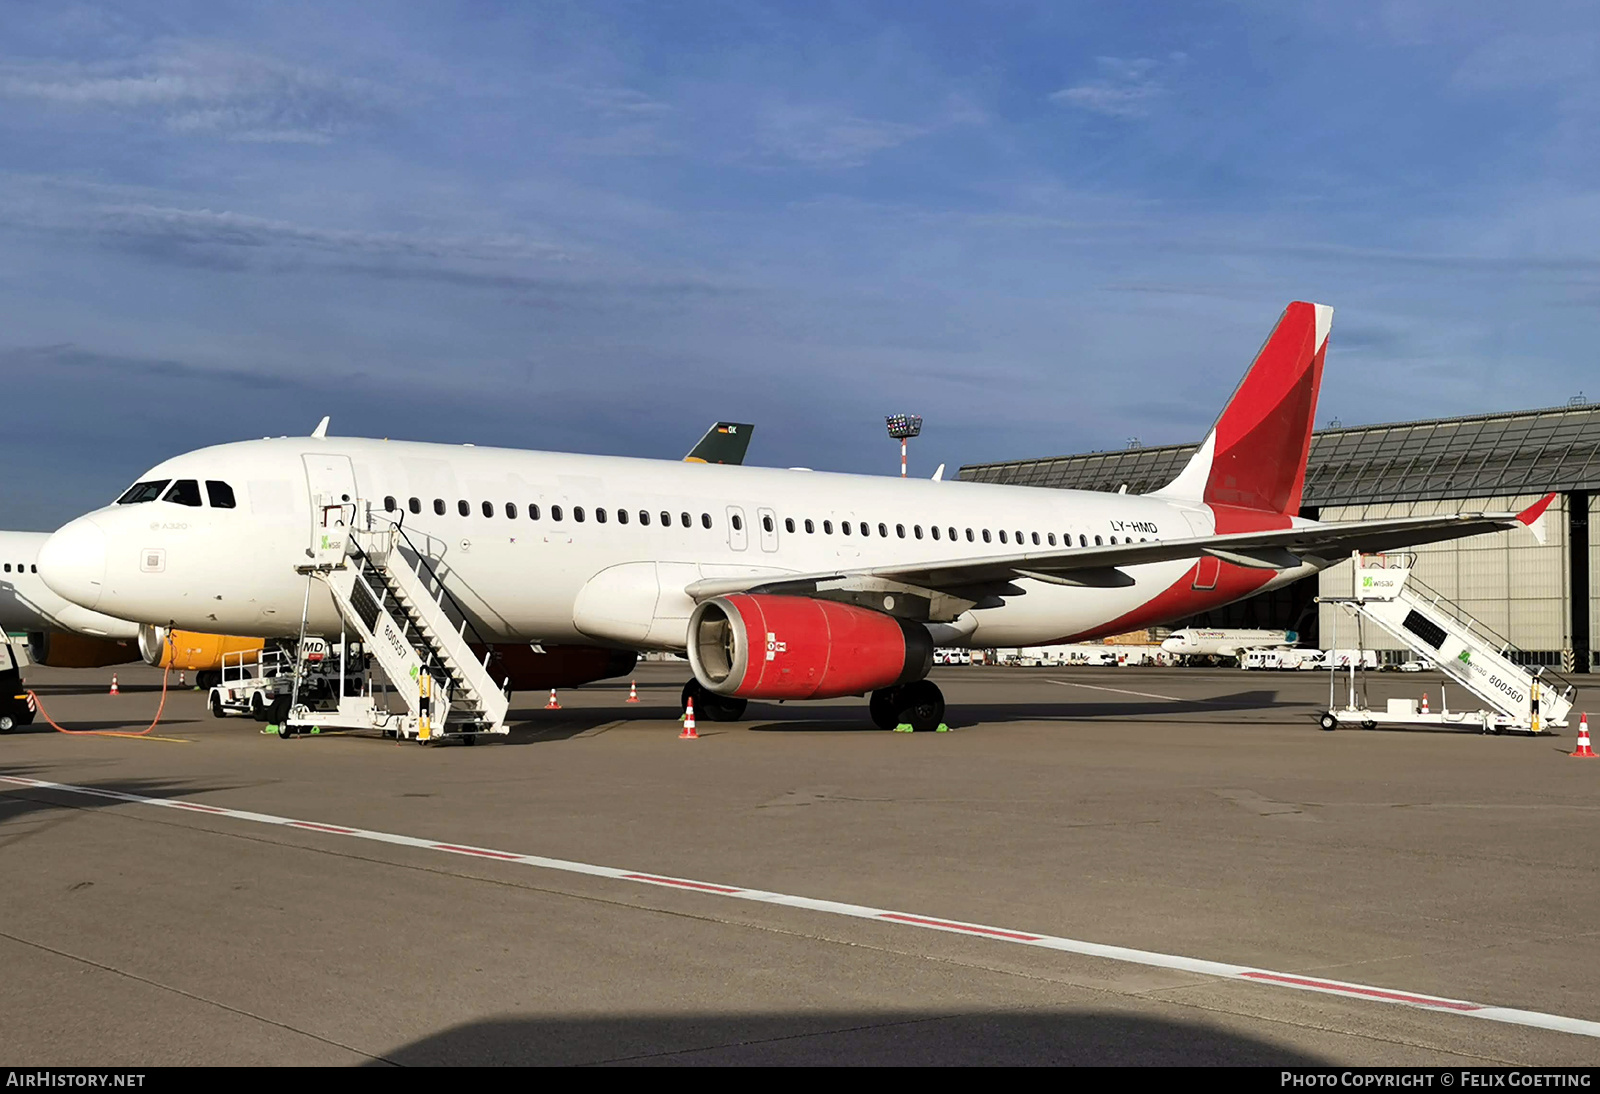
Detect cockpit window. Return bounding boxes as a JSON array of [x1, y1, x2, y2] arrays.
[[162, 480, 203, 507], [117, 480, 171, 504], [205, 481, 237, 509]]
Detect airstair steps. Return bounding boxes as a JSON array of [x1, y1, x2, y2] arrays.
[[287, 510, 511, 741], [1330, 555, 1574, 732]]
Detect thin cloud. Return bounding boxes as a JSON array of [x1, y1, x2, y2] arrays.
[[1049, 56, 1167, 118], [752, 105, 928, 167], [0, 44, 394, 143]]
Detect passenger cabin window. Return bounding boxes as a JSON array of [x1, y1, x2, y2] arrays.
[[117, 479, 171, 504], [1047, 533, 1056, 546], [574, 507, 586, 522], [529, 504, 541, 520], [1094, 535, 1103, 546], [660, 512, 672, 527], [949, 527, 957, 541], [458, 500, 471, 517], [842, 521, 852, 536], [482, 501, 494, 518], [966, 529, 974, 542], [551, 505, 564, 521], [931, 526, 940, 540], [383, 496, 397, 512], [784, 518, 795, 533], [701, 513, 711, 529], [762, 515, 774, 533], [506, 503, 518, 518], [410, 497, 421, 514], [878, 523, 888, 538], [731, 514, 743, 531], [596, 508, 608, 523], [982, 529, 992, 543], [998, 530, 1008, 544], [804, 519, 814, 533], [858, 522, 867, 536], [434, 499, 446, 515], [823, 520, 833, 534], [163, 479, 203, 507], [617, 509, 628, 525], [206, 481, 237, 509], [1032, 532, 1040, 546], [639, 510, 650, 526], [682, 512, 692, 527], [914, 525, 923, 539]]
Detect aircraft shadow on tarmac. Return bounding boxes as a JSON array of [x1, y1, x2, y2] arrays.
[[367, 1011, 1327, 1066], [492, 688, 1292, 741]]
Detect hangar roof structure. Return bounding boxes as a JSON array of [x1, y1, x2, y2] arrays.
[[958, 403, 1600, 506]]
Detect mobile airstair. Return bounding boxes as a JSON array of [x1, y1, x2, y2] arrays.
[[280, 504, 511, 744], [1318, 553, 1575, 734]]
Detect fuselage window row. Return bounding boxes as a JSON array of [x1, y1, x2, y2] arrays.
[[348, 494, 1136, 559]]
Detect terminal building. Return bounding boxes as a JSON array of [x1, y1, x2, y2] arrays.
[[959, 402, 1600, 672]]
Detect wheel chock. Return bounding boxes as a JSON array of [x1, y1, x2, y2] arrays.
[[893, 723, 914, 733], [935, 724, 950, 732]]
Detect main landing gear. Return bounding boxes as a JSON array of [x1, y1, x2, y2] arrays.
[[682, 679, 748, 722], [870, 680, 945, 732]]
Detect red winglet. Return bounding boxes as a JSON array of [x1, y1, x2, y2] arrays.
[[1517, 492, 1557, 526]]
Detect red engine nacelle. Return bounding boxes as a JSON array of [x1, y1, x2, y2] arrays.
[[687, 594, 933, 700]]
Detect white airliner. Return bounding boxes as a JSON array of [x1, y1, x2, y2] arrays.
[[36, 303, 1551, 730], [1161, 628, 1299, 659]]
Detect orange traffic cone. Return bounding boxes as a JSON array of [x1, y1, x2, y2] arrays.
[[544, 688, 561, 710], [679, 697, 698, 739], [1420, 692, 1430, 715], [626, 680, 639, 703], [1572, 714, 1595, 758], [109, 673, 119, 696]]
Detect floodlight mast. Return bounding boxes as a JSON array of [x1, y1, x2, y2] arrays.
[[885, 414, 922, 477]]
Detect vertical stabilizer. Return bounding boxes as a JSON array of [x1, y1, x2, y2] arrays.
[[1153, 302, 1331, 515]]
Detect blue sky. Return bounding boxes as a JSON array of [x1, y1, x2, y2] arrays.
[[3, 1, 1597, 528]]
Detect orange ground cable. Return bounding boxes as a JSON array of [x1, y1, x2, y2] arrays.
[[27, 666, 173, 737]]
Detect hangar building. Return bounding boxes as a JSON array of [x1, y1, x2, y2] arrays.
[[959, 403, 1600, 672]]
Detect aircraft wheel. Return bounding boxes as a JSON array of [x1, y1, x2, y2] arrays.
[[276, 724, 293, 739], [1319, 713, 1337, 731], [1361, 719, 1377, 730], [869, 687, 902, 730], [250, 693, 270, 721], [708, 695, 746, 721], [209, 692, 227, 719], [197, 671, 221, 690], [898, 680, 945, 732], [0, 714, 14, 734]]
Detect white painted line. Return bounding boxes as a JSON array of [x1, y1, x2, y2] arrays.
[[1046, 679, 1185, 702], [5, 773, 1598, 1041]]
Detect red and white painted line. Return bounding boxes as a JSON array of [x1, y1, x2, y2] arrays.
[[5, 772, 1598, 1041]]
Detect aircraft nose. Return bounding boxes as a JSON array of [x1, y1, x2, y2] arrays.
[[39, 518, 108, 611]]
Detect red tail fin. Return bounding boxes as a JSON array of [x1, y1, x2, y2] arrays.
[[1156, 301, 1331, 515]]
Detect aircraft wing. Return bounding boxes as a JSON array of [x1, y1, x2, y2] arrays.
[[684, 422, 754, 464], [684, 495, 1553, 601]]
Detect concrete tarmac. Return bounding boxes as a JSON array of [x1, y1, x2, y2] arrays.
[[1, 661, 1596, 1065]]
